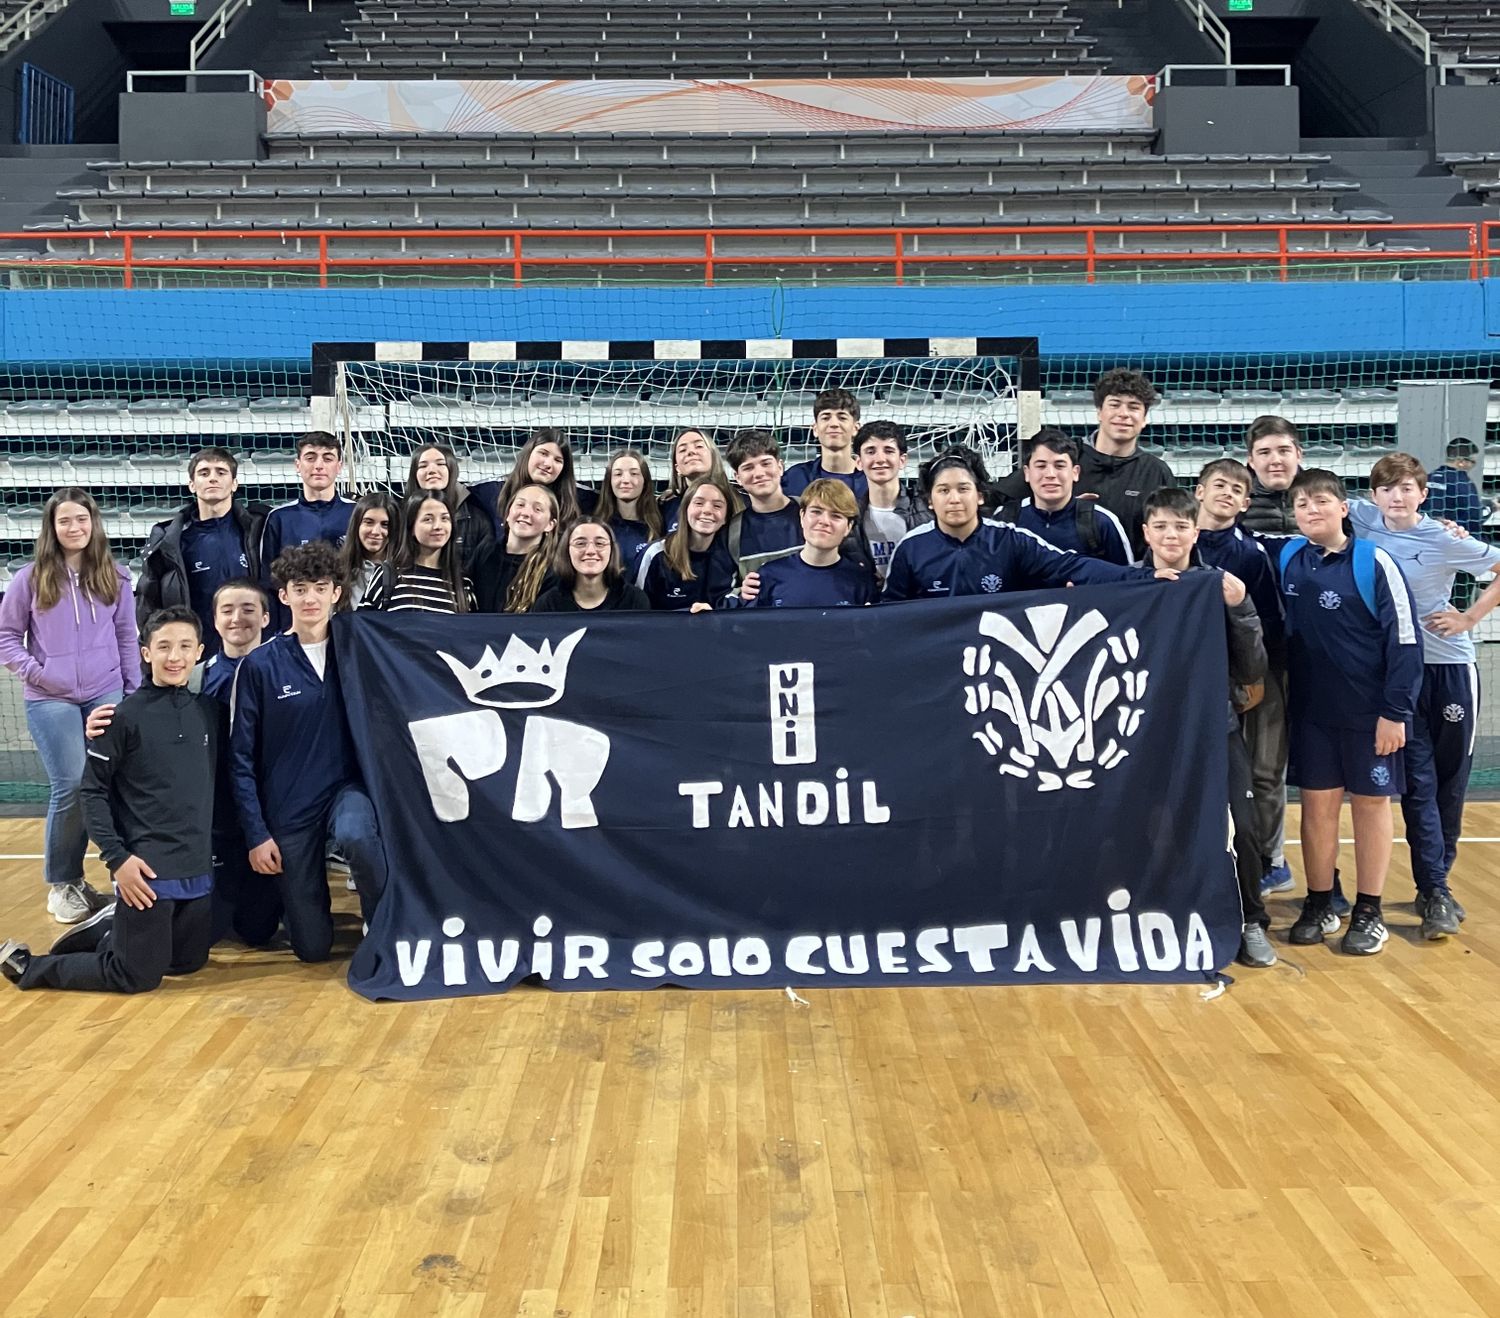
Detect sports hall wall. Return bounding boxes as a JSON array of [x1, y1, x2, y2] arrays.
[[1, 280, 1496, 361]]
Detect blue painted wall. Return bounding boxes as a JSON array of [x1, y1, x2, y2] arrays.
[[0, 280, 1496, 364]]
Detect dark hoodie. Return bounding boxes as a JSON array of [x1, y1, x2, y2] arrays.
[[1141, 551, 1267, 732]]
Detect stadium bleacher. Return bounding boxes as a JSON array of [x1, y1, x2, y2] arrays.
[[316, 0, 1109, 77], [1408, 0, 1500, 61], [1440, 151, 1500, 202], [14, 130, 1398, 280]]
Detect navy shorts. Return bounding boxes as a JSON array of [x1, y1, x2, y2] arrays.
[[1289, 720, 1406, 797]]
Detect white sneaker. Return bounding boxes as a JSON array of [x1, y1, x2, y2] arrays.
[[47, 883, 94, 924]]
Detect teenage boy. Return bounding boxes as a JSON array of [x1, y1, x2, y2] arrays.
[[724, 429, 803, 573], [1351, 453, 1500, 938], [230, 542, 386, 963], [782, 388, 869, 500], [736, 481, 878, 608], [1139, 488, 1273, 967], [1424, 437, 1492, 536], [86, 579, 279, 947], [201, 580, 280, 946], [995, 370, 1173, 555], [1242, 416, 1302, 534], [137, 446, 265, 659], [259, 432, 355, 632], [1193, 458, 1292, 892], [1004, 428, 1134, 565], [1, 608, 218, 994], [1234, 423, 1303, 896], [852, 420, 931, 583], [883, 450, 1153, 600], [1280, 469, 1423, 956]]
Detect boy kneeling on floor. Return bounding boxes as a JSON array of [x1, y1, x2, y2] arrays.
[[2, 606, 218, 992]]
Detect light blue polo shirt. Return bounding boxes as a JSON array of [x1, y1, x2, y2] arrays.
[[1349, 499, 1500, 665]]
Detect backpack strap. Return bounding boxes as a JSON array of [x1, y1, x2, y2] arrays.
[[1277, 535, 1307, 583], [1277, 534, 1379, 616], [1350, 538, 1379, 616], [726, 512, 744, 579], [1074, 501, 1101, 555]]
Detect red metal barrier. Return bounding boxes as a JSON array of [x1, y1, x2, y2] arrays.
[[1, 221, 1497, 285]]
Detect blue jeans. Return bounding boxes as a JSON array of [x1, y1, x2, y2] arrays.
[[25, 691, 122, 888]]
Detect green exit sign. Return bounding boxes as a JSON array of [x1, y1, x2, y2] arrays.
[[168, 0, 196, 12], [1227, 0, 1253, 10]]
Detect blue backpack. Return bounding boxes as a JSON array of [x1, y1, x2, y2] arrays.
[[1278, 535, 1379, 627]]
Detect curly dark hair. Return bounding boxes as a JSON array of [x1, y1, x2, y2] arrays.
[[271, 539, 344, 588], [1091, 368, 1158, 411]]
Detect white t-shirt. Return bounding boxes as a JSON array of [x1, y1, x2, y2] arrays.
[[302, 638, 328, 680], [863, 504, 908, 580]]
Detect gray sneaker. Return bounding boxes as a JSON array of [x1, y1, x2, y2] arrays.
[[1417, 888, 1461, 941], [46, 883, 94, 924], [1236, 922, 1278, 968], [0, 939, 31, 984], [1415, 888, 1467, 926]]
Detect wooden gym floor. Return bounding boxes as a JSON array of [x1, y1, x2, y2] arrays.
[[2, 808, 1499, 1318]]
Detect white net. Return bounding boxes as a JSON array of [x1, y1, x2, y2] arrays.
[[331, 353, 1024, 490]]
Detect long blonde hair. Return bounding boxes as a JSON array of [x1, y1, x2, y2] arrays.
[[504, 483, 560, 613], [31, 488, 121, 611], [667, 428, 739, 514]]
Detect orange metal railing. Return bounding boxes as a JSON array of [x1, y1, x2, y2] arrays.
[[0, 221, 1495, 288]]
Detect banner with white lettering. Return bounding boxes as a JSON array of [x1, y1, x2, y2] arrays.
[[339, 575, 1240, 1000]]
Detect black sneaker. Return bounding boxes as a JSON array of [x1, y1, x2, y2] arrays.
[[1417, 888, 1461, 941], [48, 903, 114, 956], [1289, 898, 1339, 945], [0, 939, 32, 984], [1237, 922, 1278, 967], [1340, 907, 1389, 956], [1415, 889, 1467, 925]]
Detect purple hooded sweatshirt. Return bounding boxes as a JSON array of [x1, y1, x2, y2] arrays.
[[0, 562, 140, 703]]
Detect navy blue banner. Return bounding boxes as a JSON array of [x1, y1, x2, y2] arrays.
[[339, 575, 1240, 1000]]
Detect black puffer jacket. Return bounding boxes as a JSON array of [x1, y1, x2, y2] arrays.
[[1240, 476, 1298, 535]]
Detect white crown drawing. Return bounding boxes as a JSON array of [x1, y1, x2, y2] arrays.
[[437, 629, 586, 709]]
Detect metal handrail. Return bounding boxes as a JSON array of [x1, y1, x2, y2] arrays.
[[1351, 0, 1433, 64], [0, 220, 1493, 288], [1438, 61, 1500, 83], [189, 0, 252, 70], [1169, 0, 1232, 65], [0, 0, 68, 54], [123, 68, 260, 92], [1158, 63, 1292, 85]]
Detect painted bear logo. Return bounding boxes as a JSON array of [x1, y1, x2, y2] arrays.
[[407, 630, 611, 829]]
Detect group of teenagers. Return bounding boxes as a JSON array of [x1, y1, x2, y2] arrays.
[[0, 366, 1496, 994]]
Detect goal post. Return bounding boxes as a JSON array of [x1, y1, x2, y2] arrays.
[[310, 336, 1043, 495]]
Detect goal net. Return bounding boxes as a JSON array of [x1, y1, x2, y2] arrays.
[[322, 339, 1041, 494]]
